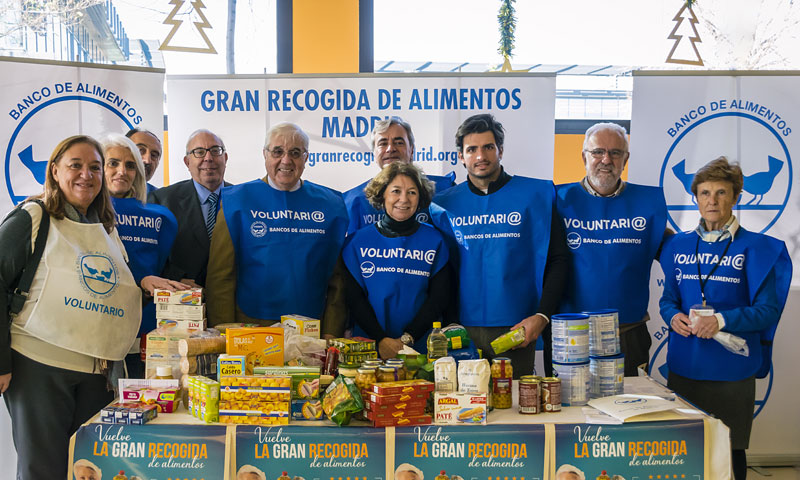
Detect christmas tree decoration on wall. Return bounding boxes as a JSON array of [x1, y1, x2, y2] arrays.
[[666, 1, 704, 66], [160, 0, 217, 54]]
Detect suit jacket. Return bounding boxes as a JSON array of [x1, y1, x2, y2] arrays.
[[148, 179, 231, 286]]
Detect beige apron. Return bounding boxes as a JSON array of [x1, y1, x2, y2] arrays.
[[15, 216, 141, 361]]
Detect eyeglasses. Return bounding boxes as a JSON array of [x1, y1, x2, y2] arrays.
[[188, 146, 225, 158], [585, 148, 627, 160], [266, 147, 306, 160]]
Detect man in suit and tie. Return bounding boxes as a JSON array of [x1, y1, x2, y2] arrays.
[[148, 129, 229, 287]]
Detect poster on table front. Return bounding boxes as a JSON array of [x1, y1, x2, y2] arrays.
[[0, 57, 165, 216], [165, 74, 556, 191], [69, 423, 228, 480], [394, 424, 546, 480], [553, 421, 705, 480], [235, 425, 386, 480]]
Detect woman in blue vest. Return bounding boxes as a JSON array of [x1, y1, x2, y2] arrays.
[[343, 162, 452, 359], [101, 133, 186, 377], [659, 157, 791, 480]]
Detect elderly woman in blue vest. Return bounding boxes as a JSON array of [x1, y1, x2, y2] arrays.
[[0, 135, 169, 480], [342, 162, 452, 359], [659, 157, 791, 480], [101, 133, 187, 377]]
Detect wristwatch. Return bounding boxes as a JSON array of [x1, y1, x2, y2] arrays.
[[400, 333, 414, 346]]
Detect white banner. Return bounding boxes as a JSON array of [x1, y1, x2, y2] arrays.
[[630, 72, 800, 461], [165, 74, 556, 191], [0, 58, 165, 214]]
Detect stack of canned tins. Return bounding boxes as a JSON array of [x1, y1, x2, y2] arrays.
[[550, 313, 590, 406], [586, 309, 624, 399]]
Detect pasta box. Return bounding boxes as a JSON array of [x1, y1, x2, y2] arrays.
[[367, 379, 435, 396]]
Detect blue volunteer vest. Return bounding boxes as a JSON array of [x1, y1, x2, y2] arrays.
[[112, 196, 178, 336], [661, 228, 791, 381], [222, 179, 347, 320], [431, 176, 554, 327], [556, 182, 667, 325], [344, 172, 456, 235], [342, 224, 449, 345]]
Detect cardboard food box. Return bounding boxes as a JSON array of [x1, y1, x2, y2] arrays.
[[225, 327, 284, 369], [365, 406, 426, 421], [368, 379, 435, 396], [145, 330, 186, 360], [253, 366, 321, 399], [291, 399, 323, 420], [101, 402, 158, 425], [364, 398, 428, 413], [370, 414, 432, 428], [329, 338, 375, 353], [434, 392, 488, 425], [218, 375, 291, 425], [154, 288, 203, 305], [156, 318, 206, 335], [119, 378, 182, 413], [361, 390, 430, 406], [281, 314, 321, 339], [218, 354, 247, 377], [155, 303, 206, 320]]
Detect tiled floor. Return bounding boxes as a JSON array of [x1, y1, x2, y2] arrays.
[[748, 466, 800, 479]]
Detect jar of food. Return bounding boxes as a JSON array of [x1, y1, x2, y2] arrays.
[[362, 359, 383, 369], [491, 357, 513, 409], [385, 359, 406, 381], [338, 363, 359, 379], [377, 366, 399, 383], [355, 367, 377, 391], [518, 375, 540, 414], [542, 377, 562, 412]]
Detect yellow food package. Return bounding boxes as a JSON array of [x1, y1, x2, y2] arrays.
[[225, 327, 284, 369], [280, 314, 321, 339]]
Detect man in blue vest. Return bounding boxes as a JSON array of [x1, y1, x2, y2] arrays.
[[344, 117, 455, 235], [206, 123, 348, 337], [555, 122, 668, 375], [431, 114, 569, 377]]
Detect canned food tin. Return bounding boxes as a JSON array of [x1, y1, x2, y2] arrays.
[[518, 376, 540, 414], [541, 377, 562, 412], [553, 361, 590, 406], [551, 313, 590, 363]]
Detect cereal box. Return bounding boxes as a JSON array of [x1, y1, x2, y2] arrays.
[[225, 327, 284, 369], [281, 314, 321, 339]]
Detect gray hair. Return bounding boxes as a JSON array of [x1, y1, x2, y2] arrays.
[[185, 129, 226, 152], [264, 122, 309, 151], [370, 117, 416, 151], [583, 122, 629, 151], [99, 132, 147, 203]]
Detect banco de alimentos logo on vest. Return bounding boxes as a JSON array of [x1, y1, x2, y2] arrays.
[[659, 110, 792, 234]]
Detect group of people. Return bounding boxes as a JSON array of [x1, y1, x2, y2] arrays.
[[0, 114, 790, 480]]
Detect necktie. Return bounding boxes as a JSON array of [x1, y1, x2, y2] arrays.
[[206, 192, 219, 238]]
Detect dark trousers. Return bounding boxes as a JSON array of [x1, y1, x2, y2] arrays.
[[619, 321, 652, 376], [3, 350, 113, 480]]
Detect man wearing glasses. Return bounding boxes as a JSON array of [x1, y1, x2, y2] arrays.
[[149, 129, 230, 287], [343, 117, 455, 235], [205, 123, 347, 336], [555, 122, 668, 375]]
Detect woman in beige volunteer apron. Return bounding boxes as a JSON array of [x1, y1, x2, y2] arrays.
[[0, 135, 175, 480]]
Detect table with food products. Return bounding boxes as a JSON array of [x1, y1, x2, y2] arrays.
[[67, 290, 732, 480]]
